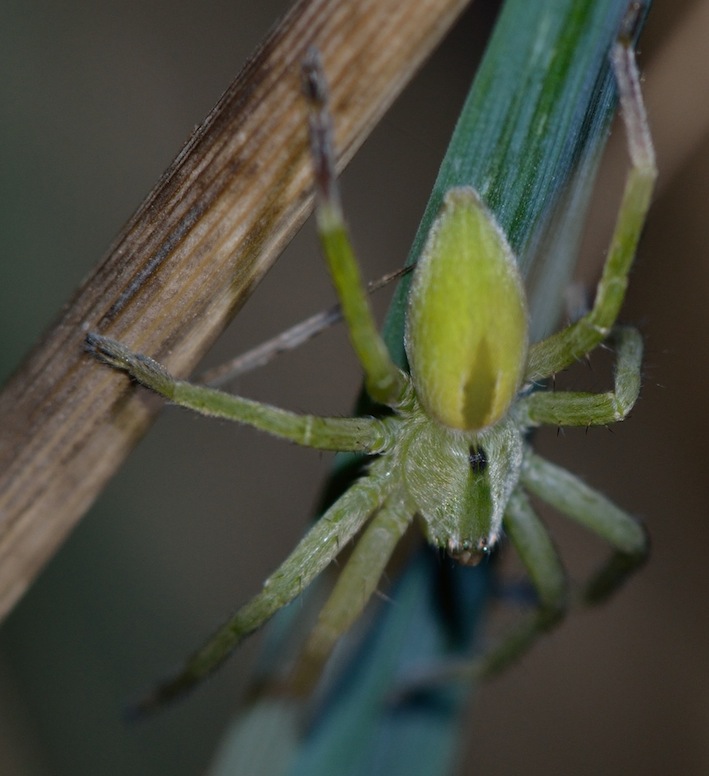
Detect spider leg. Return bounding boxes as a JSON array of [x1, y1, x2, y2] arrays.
[[520, 325, 642, 427], [525, 28, 656, 383], [130, 465, 392, 716], [86, 333, 390, 453], [475, 489, 567, 677], [303, 50, 408, 408], [476, 440, 647, 678], [385, 489, 566, 693], [387, 457, 642, 694], [288, 487, 415, 695], [198, 267, 411, 387], [521, 449, 648, 604]]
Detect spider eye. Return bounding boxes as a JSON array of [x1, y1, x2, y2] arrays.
[[447, 537, 492, 566], [469, 446, 488, 474]]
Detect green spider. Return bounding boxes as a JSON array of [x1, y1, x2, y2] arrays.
[[87, 28, 655, 714]]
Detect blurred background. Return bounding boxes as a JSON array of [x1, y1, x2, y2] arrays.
[[1, 0, 708, 773]]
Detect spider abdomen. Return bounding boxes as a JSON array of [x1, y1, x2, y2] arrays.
[[405, 187, 529, 433]]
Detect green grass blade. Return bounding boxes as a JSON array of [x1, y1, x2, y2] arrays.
[[384, 0, 650, 351]]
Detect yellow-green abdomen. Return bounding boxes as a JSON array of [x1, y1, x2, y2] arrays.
[[405, 187, 528, 431]]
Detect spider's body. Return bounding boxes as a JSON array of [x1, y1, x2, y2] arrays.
[[87, 29, 655, 714], [401, 185, 529, 562]]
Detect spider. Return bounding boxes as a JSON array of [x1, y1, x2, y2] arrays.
[[87, 25, 655, 715]]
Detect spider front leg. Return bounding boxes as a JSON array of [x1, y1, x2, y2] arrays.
[[389, 487, 569, 692], [521, 450, 648, 604], [288, 486, 415, 695], [131, 462, 393, 716], [476, 489, 567, 678], [475, 447, 648, 679], [526, 29, 657, 384]]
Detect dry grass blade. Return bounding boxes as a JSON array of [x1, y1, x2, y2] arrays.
[[0, 0, 472, 622]]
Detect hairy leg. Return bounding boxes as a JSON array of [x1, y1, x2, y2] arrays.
[[87, 333, 390, 453], [521, 450, 648, 604], [288, 487, 414, 695], [303, 50, 408, 408], [476, 489, 567, 677], [520, 325, 642, 427], [526, 20, 656, 383], [131, 463, 393, 715]]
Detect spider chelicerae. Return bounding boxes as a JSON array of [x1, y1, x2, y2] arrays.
[[87, 17, 655, 715]]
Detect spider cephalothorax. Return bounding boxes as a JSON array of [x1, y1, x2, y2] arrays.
[[387, 393, 525, 564]]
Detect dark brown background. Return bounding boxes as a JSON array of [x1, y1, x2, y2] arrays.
[[1, 1, 706, 774]]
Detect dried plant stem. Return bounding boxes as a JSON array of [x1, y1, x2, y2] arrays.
[[0, 0, 471, 622]]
